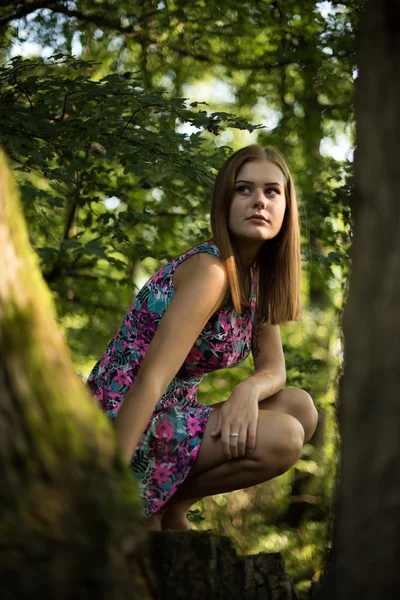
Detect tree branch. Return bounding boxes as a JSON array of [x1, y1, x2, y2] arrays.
[[0, 0, 57, 27], [1, 2, 322, 71]]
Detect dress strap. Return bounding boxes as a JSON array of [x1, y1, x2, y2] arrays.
[[172, 240, 221, 268]]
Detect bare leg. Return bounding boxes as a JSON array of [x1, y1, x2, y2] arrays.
[[161, 502, 197, 531], [160, 406, 306, 530], [146, 512, 164, 531], [256, 387, 318, 443], [159, 387, 317, 530]]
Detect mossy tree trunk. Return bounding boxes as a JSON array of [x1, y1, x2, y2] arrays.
[[320, 1, 400, 598], [0, 150, 153, 599]]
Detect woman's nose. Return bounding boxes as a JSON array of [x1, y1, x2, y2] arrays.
[[252, 189, 267, 207]]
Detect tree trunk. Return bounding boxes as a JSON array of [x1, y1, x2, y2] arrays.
[[320, 1, 400, 597], [150, 532, 299, 600], [0, 149, 153, 599]]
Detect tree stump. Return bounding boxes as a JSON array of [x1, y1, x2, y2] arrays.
[[149, 531, 299, 600]]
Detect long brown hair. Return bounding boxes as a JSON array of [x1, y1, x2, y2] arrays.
[[210, 144, 301, 325]]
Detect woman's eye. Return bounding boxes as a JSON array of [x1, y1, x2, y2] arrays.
[[235, 186, 280, 195]]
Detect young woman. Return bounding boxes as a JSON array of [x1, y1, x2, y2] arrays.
[[87, 144, 318, 531]]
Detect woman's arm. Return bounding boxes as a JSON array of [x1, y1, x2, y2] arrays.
[[239, 322, 287, 401], [115, 253, 228, 464], [210, 323, 286, 457]]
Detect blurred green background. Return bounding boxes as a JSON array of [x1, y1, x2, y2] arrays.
[[0, 1, 357, 595]]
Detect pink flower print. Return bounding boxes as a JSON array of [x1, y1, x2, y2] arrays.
[[120, 340, 132, 352], [146, 310, 159, 321], [211, 343, 226, 352], [114, 370, 132, 386], [154, 465, 171, 486], [219, 318, 231, 332], [207, 355, 220, 365], [152, 270, 165, 284], [99, 354, 109, 368], [107, 398, 122, 412], [227, 352, 241, 366], [147, 437, 164, 459], [155, 419, 174, 440], [233, 350, 243, 363], [169, 481, 180, 497], [190, 447, 200, 460], [187, 416, 202, 436], [132, 338, 148, 352], [187, 348, 203, 363]]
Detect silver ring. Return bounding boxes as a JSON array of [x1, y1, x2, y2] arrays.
[[230, 432, 239, 438]]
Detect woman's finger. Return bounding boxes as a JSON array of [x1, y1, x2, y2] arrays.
[[210, 410, 222, 438], [246, 420, 257, 455], [221, 420, 232, 460], [238, 428, 247, 458], [229, 425, 241, 459]]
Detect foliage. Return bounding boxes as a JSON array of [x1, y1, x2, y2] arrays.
[[0, 53, 261, 369], [0, 1, 357, 594]]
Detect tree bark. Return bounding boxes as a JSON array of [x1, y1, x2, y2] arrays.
[[149, 532, 299, 600], [0, 149, 153, 599], [320, 1, 400, 597]]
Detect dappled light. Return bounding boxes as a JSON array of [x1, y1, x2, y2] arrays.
[[0, 1, 362, 597]]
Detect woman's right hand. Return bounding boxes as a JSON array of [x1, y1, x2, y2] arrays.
[[210, 382, 259, 459]]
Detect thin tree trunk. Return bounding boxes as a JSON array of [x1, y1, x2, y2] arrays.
[[320, 1, 400, 597]]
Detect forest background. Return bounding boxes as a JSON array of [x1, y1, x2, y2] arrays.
[[0, 0, 358, 595]]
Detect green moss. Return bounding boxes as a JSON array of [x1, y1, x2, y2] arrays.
[[0, 147, 144, 548]]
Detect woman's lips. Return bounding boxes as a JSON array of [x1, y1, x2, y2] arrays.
[[247, 215, 268, 224]]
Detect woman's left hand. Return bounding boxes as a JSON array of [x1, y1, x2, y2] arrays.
[[210, 382, 259, 459]]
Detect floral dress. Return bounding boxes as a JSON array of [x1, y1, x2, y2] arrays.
[[87, 240, 256, 517]]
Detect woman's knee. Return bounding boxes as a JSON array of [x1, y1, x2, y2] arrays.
[[257, 412, 305, 475], [280, 387, 318, 442]]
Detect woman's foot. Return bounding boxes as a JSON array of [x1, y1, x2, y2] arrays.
[[161, 506, 191, 531]]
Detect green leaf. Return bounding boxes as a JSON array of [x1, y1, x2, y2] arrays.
[[48, 197, 65, 208], [82, 239, 107, 258], [62, 239, 82, 251], [36, 247, 58, 259]]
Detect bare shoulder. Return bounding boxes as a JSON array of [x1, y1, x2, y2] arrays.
[[174, 251, 228, 293]]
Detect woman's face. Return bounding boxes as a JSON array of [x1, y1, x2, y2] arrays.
[[228, 159, 286, 245]]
